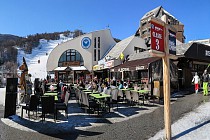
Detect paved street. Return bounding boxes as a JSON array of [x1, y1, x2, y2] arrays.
[[0, 92, 209, 140]]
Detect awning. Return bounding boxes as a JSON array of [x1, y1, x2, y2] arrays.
[[69, 66, 87, 71], [110, 57, 160, 72], [53, 66, 87, 71], [54, 67, 68, 71]]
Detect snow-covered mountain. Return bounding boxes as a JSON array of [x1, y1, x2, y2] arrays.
[[17, 34, 73, 82]]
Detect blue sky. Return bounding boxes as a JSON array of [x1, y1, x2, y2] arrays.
[[0, 0, 210, 42]]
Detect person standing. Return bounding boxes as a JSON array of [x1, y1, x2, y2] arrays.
[[202, 69, 209, 96], [192, 72, 200, 94]]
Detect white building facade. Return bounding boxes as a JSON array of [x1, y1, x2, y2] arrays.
[[46, 29, 116, 83]]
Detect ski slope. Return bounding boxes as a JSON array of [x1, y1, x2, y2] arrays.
[[17, 34, 73, 82]]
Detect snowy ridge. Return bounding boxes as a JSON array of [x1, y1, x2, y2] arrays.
[[17, 34, 73, 82]]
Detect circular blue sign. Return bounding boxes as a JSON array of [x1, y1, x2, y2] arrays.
[[81, 37, 91, 49]]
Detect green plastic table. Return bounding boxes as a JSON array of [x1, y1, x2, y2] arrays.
[[89, 93, 111, 99], [44, 92, 58, 96]]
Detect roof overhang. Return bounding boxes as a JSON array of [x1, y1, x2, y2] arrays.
[[54, 67, 68, 71], [110, 57, 160, 72], [69, 66, 87, 71]]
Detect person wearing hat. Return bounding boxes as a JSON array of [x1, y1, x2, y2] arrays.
[[192, 72, 200, 94], [202, 69, 209, 96]]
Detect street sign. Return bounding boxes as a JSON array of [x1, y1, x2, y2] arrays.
[[150, 17, 173, 140], [151, 21, 165, 52]]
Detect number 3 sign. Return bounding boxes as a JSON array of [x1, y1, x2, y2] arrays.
[[151, 21, 164, 52]]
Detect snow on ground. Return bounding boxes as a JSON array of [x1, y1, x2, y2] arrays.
[[17, 34, 73, 82], [150, 100, 210, 140]]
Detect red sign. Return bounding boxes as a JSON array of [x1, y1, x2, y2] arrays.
[[151, 21, 164, 52]]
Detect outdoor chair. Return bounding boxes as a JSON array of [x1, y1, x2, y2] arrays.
[[54, 91, 70, 121], [21, 95, 40, 119], [87, 98, 100, 114], [106, 88, 119, 112], [143, 87, 151, 104], [151, 87, 160, 104], [105, 88, 112, 95], [118, 90, 123, 97], [41, 95, 55, 121], [124, 90, 132, 105], [130, 90, 140, 105], [74, 88, 80, 103], [81, 91, 89, 107], [76, 89, 83, 106]]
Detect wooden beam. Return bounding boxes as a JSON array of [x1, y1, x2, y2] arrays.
[[163, 25, 171, 140]]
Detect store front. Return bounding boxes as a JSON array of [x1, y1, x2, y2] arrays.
[[110, 57, 178, 96], [176, 42, 210, 88], [110, 57, 161, 83]]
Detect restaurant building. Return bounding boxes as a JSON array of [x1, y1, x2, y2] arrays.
[[46, 29, 116, 83], [176, 41, 210, 89], [93, 35, 147, 80]]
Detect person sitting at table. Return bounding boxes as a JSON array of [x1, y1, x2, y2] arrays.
[[92, 81, 98, 92], [98, 82, 103, 92], [110, 80, 117, 89], [86, 82, 93, 90], [50, 84, 55, 91], [102, 82, 109, 94], [58, 80, 64, 92], [79, 80, 85, 89], [118, 80, 124, 89], [134, 83, 139, 90], [61, 86, 67, 102], [123, 82, 128, 89]]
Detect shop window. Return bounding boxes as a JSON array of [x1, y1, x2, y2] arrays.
[[58, 49, 84, 66]]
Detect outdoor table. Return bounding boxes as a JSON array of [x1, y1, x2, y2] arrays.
[[92, 91, 100, 94], [121, 88, 134, 91], [120, 88, 133, 100], [44, 92, 58, 96], [130, 90, 150, 105], [44, 92, 58, 101], [137, 89, 150, 94], [82, 89, 92, 92], [89, 93, 111, 115], [89, 93, 111, 99]]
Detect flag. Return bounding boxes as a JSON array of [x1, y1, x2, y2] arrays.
[[120, 52, 124, 60]]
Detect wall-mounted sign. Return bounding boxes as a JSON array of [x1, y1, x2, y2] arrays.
[[104, 60, 114, 68], [118, 68, 130, 72], [136, 66, 145, 70], [81, 37, 91, 49], [169, 29, 176, 55], [93, 65, 99, 71], [151, 21, 164, 52]]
